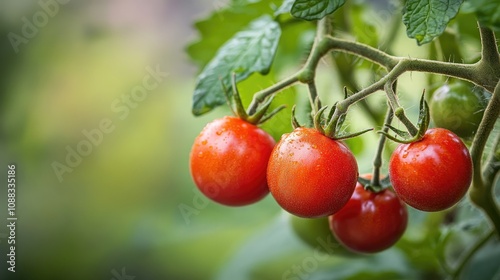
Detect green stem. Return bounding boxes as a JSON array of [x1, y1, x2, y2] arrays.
[[383, 82, 418, 136], [248, 28, 500, 124], [447, 229, 495, 280], [324, 36, 399, 68], [323, 62, 407, 136], [483, 134, 500, 186], [371, 105, 393, 187], [469, 79, 500, 236], [307, 82, 321, 116], [478, 25, 500, 68], [247, 75, 299, 114], [317, 17, 330, 38]]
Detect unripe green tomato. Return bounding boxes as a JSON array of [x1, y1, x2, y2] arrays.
[[429, 82, 487, 138], [289, 215, 356, 257]]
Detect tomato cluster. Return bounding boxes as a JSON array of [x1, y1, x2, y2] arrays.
[[190, 113, 473, 253]]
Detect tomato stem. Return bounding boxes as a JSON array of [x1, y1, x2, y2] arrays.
[[248, 27, 499, 132], [248, 75, 299, 115], [483, 134, 500, 186], [307, 82, 320, 115], [446, 229, 495, 280], [384, 82, 419, 136], [469, 79, 500, 236], [478, 25, 500, 72], [371, 105, 394, 187]]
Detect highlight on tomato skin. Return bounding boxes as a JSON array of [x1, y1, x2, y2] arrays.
[[388, 128, 473, 212], [267, 127, 358, 218], [189, 116, 276, 206], [329, 176, 408, 254]]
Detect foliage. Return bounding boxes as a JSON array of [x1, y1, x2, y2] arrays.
[[187, 0, 500, 279]]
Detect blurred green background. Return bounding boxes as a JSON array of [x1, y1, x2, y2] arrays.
[[0, 1, 262, 279], [0, 1, 499, 280]]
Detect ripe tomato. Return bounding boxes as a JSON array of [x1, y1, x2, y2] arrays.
[[267, 127, 358, 218], [329, 176, 408, 254], [389, 128, 473, 212], [430, 82, 487, 138], [290, 214, 356, 256], [189, 116, 275, 206]]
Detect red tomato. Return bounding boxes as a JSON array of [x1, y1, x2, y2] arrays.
[[389, 128, 473, 212], [329, 176, 408, 254], [189, 116, 275, 206], [267, 127, 358, 218]]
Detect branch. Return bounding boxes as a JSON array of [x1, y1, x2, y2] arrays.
[[446, 229, 495, 280], [476, 25, 500, 92], [371, 105, 394, 187], [324, 36, 399, 69], [471, 80, 500, 189], [248, 31, 500, 116], [247, 75, 299, 114], [479, 25, 500, 67], [469, 79, 500, 235], [483, 134, 500, 186]]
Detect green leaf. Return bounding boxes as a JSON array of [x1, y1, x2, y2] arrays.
[[192, 15, 282, 115], [462, 0, 500, 31], [186, 0, 281, 68], [403, 0, 464, 45], [291, 0, 346, 21]]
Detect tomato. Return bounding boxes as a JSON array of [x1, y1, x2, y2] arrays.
[[329, 176, 408, 254], [289, 215, 356, 256], [267, 127, 358, 218], [430, 82, 487, 138], [389, 128, 473, 212], [189, 116, 275, 206]]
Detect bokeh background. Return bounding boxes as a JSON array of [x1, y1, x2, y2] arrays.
[[0, 1, 498, 280], [0, 1, 251, 279]]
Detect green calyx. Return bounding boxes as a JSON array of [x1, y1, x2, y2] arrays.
[[222, 73, 286, 125], [379, 92, 430, 144], [292, 88, 373, 140], [358, 176, 392, 193]]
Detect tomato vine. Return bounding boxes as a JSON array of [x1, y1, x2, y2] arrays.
[[188, 1, 500, 278]]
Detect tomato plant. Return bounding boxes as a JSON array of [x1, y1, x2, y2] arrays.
[[187, 0, 500, 278], [189, 116, 275, 206], [430, 81, 488, 138], [389, 128, 473, 212], [329, 175, 408, 254], [267, 127, 358, 218]]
